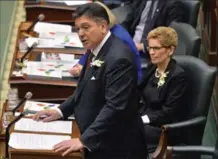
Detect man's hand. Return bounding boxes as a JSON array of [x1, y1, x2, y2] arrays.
[[32, 109, 61, 122], [53, 138, 84, 156], [135, 42, 143, 52], [68, 64, 83, 77]]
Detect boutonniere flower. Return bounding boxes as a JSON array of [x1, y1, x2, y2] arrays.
[[155, 69, 169, 88], [90, 60, 104, 68]]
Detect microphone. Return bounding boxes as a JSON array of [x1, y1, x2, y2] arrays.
[[5, 110, 30, 158], [26, 14, 45, 33], [12, 92, 33, 115], [20, 42, 38, 63]]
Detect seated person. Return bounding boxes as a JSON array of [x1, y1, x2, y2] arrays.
[[137, 27, 188, 152], [122, 0, 185, 59], [69, 1, 142, 80], [103, 0, 133, 9]]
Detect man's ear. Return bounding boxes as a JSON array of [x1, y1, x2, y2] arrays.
[[101, 20, 108, 34]]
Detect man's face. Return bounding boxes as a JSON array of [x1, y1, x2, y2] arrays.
[[75, 15, 108, 50]]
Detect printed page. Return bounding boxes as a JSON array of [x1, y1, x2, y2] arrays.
[[24, 101, 60, 112], [14, 118, 72, 134], [64, 1, 90, 6], [9, 132, 71, 150], [34, 22, 72, 39]]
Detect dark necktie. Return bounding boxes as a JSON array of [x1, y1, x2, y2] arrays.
[[141, 0, 157, 43], [85, 52, 94, 74]]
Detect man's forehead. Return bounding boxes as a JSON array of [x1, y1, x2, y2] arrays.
[[75, 16, 95, 24]]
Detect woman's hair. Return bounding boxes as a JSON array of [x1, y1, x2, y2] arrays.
[[147, 27, 178, 47], [94, 1, 117, 28]]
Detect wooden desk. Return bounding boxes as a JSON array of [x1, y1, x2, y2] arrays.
[[9, 22, 85, 100], [1, 101, 82, 159], [24, 0, 91, 24], [9, 120, 82, 159]]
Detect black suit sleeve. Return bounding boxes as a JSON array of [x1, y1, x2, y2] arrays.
[[140, 1, 185, 55], [147, 72, 188, 125], [121, 0, 141, 31], [58, 94, 76, 119], [164, 0, 185, 26], [80, 58, 136, 151]]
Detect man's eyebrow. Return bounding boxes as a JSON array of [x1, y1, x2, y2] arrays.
[[79, 22, 90, 26]]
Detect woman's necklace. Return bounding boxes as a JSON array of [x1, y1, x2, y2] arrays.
[[155, 68, 161, 78], [155, 68, 169, 88]]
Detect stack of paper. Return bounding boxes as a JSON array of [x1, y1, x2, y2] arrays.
[[41, 52, 75, 63], [24, 101, 60, 112], [34, 22, 72, 39], [9, 132, 71, 150], [45, 0, 90, 6], [22, 61, 63, 80], [22, 60, 78, 79], [14, 118, 72, 134], [54, 32, 83, 48]]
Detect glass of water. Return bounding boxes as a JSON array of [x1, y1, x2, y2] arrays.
[[7, 88, 19, 111], [2, 112, 13, 132]]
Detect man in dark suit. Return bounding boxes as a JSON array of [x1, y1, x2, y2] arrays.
[[33, 3, 147, 159], [122, 0, 185, 59]]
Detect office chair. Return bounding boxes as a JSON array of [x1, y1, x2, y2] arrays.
[[152, 55, 217, 159], [169, 22, 201, 57]]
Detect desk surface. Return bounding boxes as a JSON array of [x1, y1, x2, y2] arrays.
[[8, 119, 82, 159], [1, 101, 82, 158], [24, 0, 92, 23], [9, 22, 85, 100]]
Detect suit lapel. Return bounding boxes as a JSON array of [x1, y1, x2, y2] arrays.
[[74, 35, 114, 102], [151, 0, 166, 26], [131, 0, 148, 32]]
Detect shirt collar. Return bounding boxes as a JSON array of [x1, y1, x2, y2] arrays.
[[92, 31, 111, 57]]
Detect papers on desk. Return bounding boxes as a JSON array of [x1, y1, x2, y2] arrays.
[[54, 32, 83, 48], [28, 22, 84, 48], [22, 101, 75, 119], [24, 101, 60, 112], [64, 0, 90, 6], [34, 22, 72, 39], [9, 132, 71, 150], [41, 52, 75, 63], [22, 61, 63, 80], [45, 0, 90, 6], [22, 60, 78, 79], [14, 118, 72, 134]]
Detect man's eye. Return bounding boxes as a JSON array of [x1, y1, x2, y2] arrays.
[[83, 26, 89, 30]]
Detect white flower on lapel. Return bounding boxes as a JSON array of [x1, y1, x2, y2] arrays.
[[157, 71, 169, 88], [90, 60, 104, 68]]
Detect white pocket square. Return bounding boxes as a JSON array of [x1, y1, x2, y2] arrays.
[[91, 76, 96, 80]]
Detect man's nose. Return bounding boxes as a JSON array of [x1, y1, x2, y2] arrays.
[[78, 29, 84, 37]]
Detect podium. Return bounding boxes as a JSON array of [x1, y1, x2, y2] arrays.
[[9, 22, 86, 100], [24, 0, 92, 24], [8, 120, 83, 159]]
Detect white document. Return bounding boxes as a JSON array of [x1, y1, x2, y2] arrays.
[[34, 22, 72, 39], [9, 132, 71, 150], [54, 32, 83, 48], [14, 118, 72, 134], [64, 1, 90, 6], [24, 101, 60, 112], [22, 61, 63, 80]]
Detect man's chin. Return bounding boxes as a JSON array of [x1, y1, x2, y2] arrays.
[[83, 44, 94, 50]]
